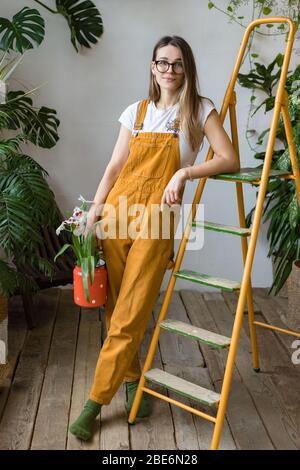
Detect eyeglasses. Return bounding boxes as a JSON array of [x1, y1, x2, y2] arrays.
[[154, 60, 184, 74]]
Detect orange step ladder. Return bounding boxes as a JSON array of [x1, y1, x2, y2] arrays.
[[128, 16, 300, 450]]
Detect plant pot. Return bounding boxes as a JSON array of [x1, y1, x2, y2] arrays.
[[0, 295, 8, 365], [0, 80, 7, 105], [73, 262, 107, 308], [286, 259, 300, 331]]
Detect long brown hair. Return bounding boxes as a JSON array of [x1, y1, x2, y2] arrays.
[[149, 35, 214, 152]]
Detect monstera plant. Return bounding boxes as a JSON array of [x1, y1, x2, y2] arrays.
[[0, 2, 103, 298], [0, 8, 59, 297], [0, 2, 103, 53]]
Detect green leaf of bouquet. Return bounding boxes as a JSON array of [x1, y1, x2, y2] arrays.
[[89, 255, 95, 284], [72, 234, 83, 262], [54, 243, 72, 262], [81, 256, 90, 302]]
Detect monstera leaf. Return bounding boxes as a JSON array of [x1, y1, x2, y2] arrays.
[[0, 91, 59, 149], [0, 7, 45, 53], [55, 0, 103, 51], [23, 105, 60, 149]]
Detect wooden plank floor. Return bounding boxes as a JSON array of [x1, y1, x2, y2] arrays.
[[0, 287, 299, 450]]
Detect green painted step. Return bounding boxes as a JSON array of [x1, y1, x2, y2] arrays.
[[192, 220, 251, 237], [160, 319, 231, 349], [174, 269, 240, 291], [211, 167, 291, 183], [144, 368, 220, 407]]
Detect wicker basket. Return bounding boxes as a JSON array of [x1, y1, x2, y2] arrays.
[[287, 259, 300, 331], [0, 362, 10, 385]]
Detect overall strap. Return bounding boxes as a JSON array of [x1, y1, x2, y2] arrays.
[[133, 99, 150, 131], [133, 99, 181, 135]]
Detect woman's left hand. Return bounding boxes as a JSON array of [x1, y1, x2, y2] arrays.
[[160, 169, 186, 211]]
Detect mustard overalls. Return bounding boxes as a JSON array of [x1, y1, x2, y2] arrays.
[[90, 99, 183, 404]]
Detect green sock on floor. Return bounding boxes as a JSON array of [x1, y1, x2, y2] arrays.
[[69, 399, 102, 441], [126, 380, 151, 418]]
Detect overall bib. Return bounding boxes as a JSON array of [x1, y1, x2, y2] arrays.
[[90, 99, 182, 404]]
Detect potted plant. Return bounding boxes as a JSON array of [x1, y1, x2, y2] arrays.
[[54, 196, 107, 308], [208, 2, 300, 296], [239, 56, 300, 295], [0, 3, 103, 341]]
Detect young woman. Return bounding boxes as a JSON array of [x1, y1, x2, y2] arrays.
[[70, 35, 239, 441]]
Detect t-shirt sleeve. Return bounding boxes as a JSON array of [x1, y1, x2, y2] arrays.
[[118, 101, 140, 131], [199, 98, 216, 130]]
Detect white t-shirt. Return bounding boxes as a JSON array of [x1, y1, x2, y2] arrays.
[[118, 97, 216, 168]]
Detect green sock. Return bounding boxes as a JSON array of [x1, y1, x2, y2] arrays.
[[126, 380, 151, 418], [69, 399, 102, 441]]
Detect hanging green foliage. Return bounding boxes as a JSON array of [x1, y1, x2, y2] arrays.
[[32, 0, 104, 52], [208, 1, 300, 294], [0, 7, 45, 53]]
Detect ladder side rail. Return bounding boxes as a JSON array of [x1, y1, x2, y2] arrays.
[[129, 17, 297, 432], [211, 17, 297, 450], [229, 91, 260, 371]]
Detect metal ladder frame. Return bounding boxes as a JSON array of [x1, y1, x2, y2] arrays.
[[128, 16, 300, 450]]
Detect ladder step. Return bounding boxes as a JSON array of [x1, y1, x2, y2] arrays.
[[211, 166, 291, 183], [144, 369, 220, 407], [174, 269, 240, 291], [192, 220, 251, 237], [160, 319, 231, 348]]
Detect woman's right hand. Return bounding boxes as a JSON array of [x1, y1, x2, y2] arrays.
[[84, 204, 99, 239]]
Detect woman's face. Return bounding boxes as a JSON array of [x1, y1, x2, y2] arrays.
[[151, 44, 185, 93]]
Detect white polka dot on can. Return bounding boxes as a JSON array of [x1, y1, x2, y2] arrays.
[[92, 300, 96, 304], [100, 284, 103, 288], [76, 297, 80, 301]]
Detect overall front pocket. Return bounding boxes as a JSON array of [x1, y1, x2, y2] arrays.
[[129, 141, 172, 178]]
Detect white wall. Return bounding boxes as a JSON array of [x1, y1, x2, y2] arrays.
[[3, 1, 298, 290]]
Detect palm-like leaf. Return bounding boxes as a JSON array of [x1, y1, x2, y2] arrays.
[[0, 7, 45, 53], [56, 0, 103, 51], [0, 167, 56, 223], [0, 194, 43, 255], [2, 148, 49, 177], [0, 259, 38, 296], [0, 137, 21, 158], [0, 91, 59, 149], [15, 250, 56, 280]]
